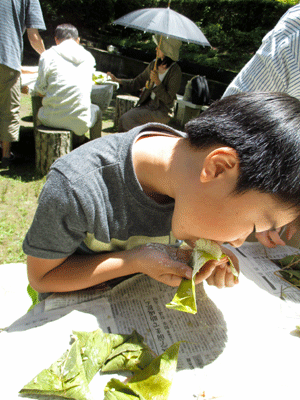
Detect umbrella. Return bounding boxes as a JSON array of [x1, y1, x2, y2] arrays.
[[113, 6, 211, 47]]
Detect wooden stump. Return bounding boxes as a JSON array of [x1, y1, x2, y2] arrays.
[[114, 94, 139, 128], [35, 125, 72, 175]]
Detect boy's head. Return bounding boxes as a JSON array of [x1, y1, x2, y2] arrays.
[[172, 92, 300, 246], [54, 24, 79, 44], [185, 92, 300, 209]]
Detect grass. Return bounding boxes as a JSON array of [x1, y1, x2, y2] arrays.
[[0, 92, 116, 265]]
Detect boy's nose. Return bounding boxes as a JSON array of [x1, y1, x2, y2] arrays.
[[229, 235, 248, 248]]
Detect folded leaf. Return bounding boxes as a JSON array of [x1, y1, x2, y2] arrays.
[[20, 340, 92, 400], [72, 329, 126, 382], [104, 342, 181, 400], [165, 278, 196, 314], [20, 329, 158, 400], [166, 239, 238, 314], [102, 331, 156, 373], [104, 379, 141, 400]]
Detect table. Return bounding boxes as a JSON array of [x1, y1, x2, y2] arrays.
[[1, 242, 300, 400], [21, 68, 118, 112], [91, 82, 115, 111]]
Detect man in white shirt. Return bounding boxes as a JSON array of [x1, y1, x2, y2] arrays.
[[34, 24, 102, 144]]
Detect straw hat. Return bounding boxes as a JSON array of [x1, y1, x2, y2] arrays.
[[153, 34, 182, 61]]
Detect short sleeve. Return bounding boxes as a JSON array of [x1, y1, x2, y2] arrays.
[[25, 0, 46, 30], [23, 169, 88, 259]]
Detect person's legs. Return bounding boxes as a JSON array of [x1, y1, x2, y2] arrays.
[[89, 104, 102, 140], [118, 106, 170, 132], [72, 132, 87, 148], [0, 64, 21, 166], [2, 141, 11, 158]]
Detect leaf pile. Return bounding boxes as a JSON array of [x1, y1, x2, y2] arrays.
[[20, 329, 181, 400], [276, 254, 300, 289]]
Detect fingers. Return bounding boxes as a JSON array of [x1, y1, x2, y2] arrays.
[[255, 230, 285, 248], [21, 85, 29, 94], [154, 261, 192, 287], [286, 221, 298, 241], [205, 262, 239, 288]]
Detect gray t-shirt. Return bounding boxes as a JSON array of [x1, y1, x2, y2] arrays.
[[0, 0, 46, 71], [23, 123, 186, 259]]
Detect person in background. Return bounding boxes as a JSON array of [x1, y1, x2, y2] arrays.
[[222, 4, 300, 247], [33, 24, 102, 146], [222, 4, 300, 99], [0, 0, 46, 168], [107, 35, 182, 132]]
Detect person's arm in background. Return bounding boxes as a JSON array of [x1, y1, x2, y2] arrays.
[[107, 63, 151, 93], [27, 28, 45, 55]]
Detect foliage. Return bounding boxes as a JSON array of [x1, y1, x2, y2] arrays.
[[21, 328, 180, 400], [38, 0, 295, 72]]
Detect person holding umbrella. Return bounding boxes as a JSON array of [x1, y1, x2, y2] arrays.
[[107, 34, 182, 131]]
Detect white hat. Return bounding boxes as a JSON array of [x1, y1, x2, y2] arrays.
[[153, 34, 182, 61]]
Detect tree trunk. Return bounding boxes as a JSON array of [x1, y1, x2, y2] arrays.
[[35, 125, 72, 176], [114, 94, 139, 128]]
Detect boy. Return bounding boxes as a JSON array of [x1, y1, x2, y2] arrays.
[[23, 92, 300, 295]]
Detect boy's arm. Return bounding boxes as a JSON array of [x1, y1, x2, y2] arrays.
[[27, 245, 195, 293], [27, 244, 238, 294]]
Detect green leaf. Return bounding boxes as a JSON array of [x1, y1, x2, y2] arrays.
[[166, 243, 237, 314], [166, 250, 214, 314], [104, 342, 181, 400], [277, 255, 300, 269], [20, 340, 92, 400], [27, 284, 39, 312], [104, 379, 140, 400], [102, 331, 156, 373], [72, 329, 125, 383], [165, 278, 197, 314]]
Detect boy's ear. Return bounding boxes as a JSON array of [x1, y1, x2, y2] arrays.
[[200, 147, 239, 183]]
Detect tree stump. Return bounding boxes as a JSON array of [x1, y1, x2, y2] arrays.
[[114, 94, 139, 128], [35, 125, 72, 175]]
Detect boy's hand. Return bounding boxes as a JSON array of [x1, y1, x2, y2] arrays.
[[132, 243, 239, 289], [255, 217, 300, 248], [195, 247, 239, 288], [132, 243, 193, 287]]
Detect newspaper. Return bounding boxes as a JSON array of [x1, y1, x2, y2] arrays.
[[2, 243, 300, 400]]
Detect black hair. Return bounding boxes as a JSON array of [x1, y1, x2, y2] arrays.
[[185, 92, 300, 208], [54, 24, 79, 41], [157, 56, 174, 68]]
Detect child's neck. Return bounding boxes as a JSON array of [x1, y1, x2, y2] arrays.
[[133, 134, 180, 202]]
